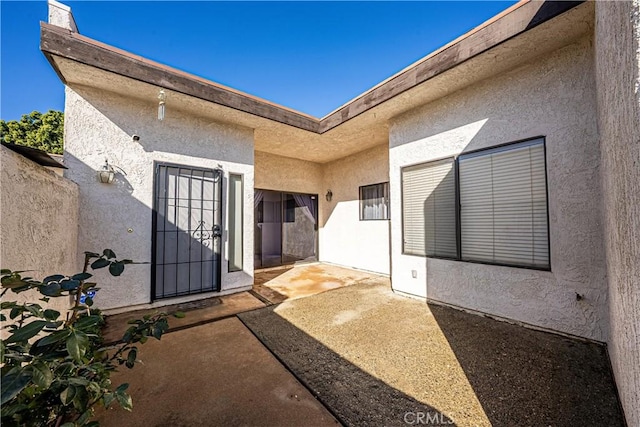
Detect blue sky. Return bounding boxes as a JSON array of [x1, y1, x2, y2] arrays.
[[1, 1, 516, 121]]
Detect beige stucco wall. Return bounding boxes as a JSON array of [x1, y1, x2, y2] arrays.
[[63, 86, 254, 311], [389, 34, 608, 341], [254, 148, 390, 275], [254, 150, 323, 195], [0, 146, 79, 316], [320, 144, 390, 275], [595, 1, 640, 424]]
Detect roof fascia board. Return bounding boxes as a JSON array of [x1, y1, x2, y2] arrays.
[[40, 0, 583, 135], [40, 24, 320, 133], [317, 0, 584, 133]]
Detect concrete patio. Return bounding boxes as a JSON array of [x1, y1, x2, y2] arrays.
[[99, 264, 624, 426]]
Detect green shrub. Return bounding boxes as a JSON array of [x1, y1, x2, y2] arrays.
[[1, 250, 182, 426]]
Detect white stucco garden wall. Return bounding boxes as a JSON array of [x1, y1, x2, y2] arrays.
[[0, 146, 79, 317], [595, 1, 640, 424], [320, 144, 390, 275], [389, 34, 608, 341], [63, 86, 254, 311]]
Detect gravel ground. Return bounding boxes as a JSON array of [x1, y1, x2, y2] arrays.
[[238, 280, 624, 427]]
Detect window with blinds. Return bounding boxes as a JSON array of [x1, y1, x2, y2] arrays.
[[401, 158, 457, 257], [459, 138, 549, 269], [360, 182, 390, 220]]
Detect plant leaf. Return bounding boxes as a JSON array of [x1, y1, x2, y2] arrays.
[[72, 385, 88, 412], [1, 368, 32, 405], [43, 309, 60, 321], [60, 385, 76, 405], [173, 311, 186, 318], [74, 315, 102, 330], [76, 409, 94, 426], [103, 249, 116, 259], [40, 282, 61, 297], [103, 392, 115, 408], [60, 279, 80, 291], [31, 362, 53, 389], [66, 331, 89, 362], [6, 320, 47, 343], [1, 275, 28, 289], [108, 261, 125, 277], [125, 348, 137, 368], [115, 390, 133, 411], [43, 274, 65, 284], [36, 329, 71, 347], [9, 307, 21, 320], [90, 258, 110, 269], [71, 272, 92, 281]]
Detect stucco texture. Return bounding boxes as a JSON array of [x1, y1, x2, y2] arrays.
[[389, 34, 608, 342], [0, 146, 79, 318], [320, 144, 390, 275], [255, 147, 391, 275], [595, 1, 640, 425], [63, 86, 254, 311], [254, 150, 323, 195]]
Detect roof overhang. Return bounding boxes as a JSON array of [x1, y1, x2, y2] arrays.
[[41, 0, 592, 163]]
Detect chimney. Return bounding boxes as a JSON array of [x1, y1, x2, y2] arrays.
[[47, 0, 78, 32]]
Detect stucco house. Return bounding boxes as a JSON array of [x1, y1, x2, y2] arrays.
[[38, 0, 638, 424]]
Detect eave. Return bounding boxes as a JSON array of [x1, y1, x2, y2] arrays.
[[40, 0, 591, 163]]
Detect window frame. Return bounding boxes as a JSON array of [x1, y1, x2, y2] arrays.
[[359, 181, 390, 221], [400, 136, 551, 271], [228, 173, 244, 273], [400, 156, 458, 259]]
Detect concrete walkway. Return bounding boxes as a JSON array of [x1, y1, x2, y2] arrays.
[[253, 263, 377, 304], [102, 291, 265, 344], [98, 264, 624, 426], [239, 279, 625, 427], [96, 317, 339, 426]]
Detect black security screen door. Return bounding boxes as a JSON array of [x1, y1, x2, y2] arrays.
[[152, 163, 222, 299]]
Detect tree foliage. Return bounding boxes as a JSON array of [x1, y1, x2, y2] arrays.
[[0, 110, 64, 155], [1, 250, 183, 426]]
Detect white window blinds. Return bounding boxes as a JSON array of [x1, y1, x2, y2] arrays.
[[402, 159, 457, 257], [459, 139, 549, 268]]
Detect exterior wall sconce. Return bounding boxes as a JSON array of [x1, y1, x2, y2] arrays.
[[158, 89, 166, 121], [98, 159, 126, 184], [325, 189, 333, 202]]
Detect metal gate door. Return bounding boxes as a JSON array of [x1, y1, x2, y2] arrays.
[[152, 163, 222, 299]]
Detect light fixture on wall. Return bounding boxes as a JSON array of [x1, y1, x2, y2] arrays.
[[98, 159, 127, 184], [158, 89, 166, 121], [325, 189, 333, 202]]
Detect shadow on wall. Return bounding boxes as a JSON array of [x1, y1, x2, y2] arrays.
[[429, 303, 625, 426], [238, 306, 456, 427], [71, 86, 253, 166], [391, 32, 603, 319], [63, 151, 248, 308]]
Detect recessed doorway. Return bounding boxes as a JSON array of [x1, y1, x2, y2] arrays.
[[254, 189, 318, 268]]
